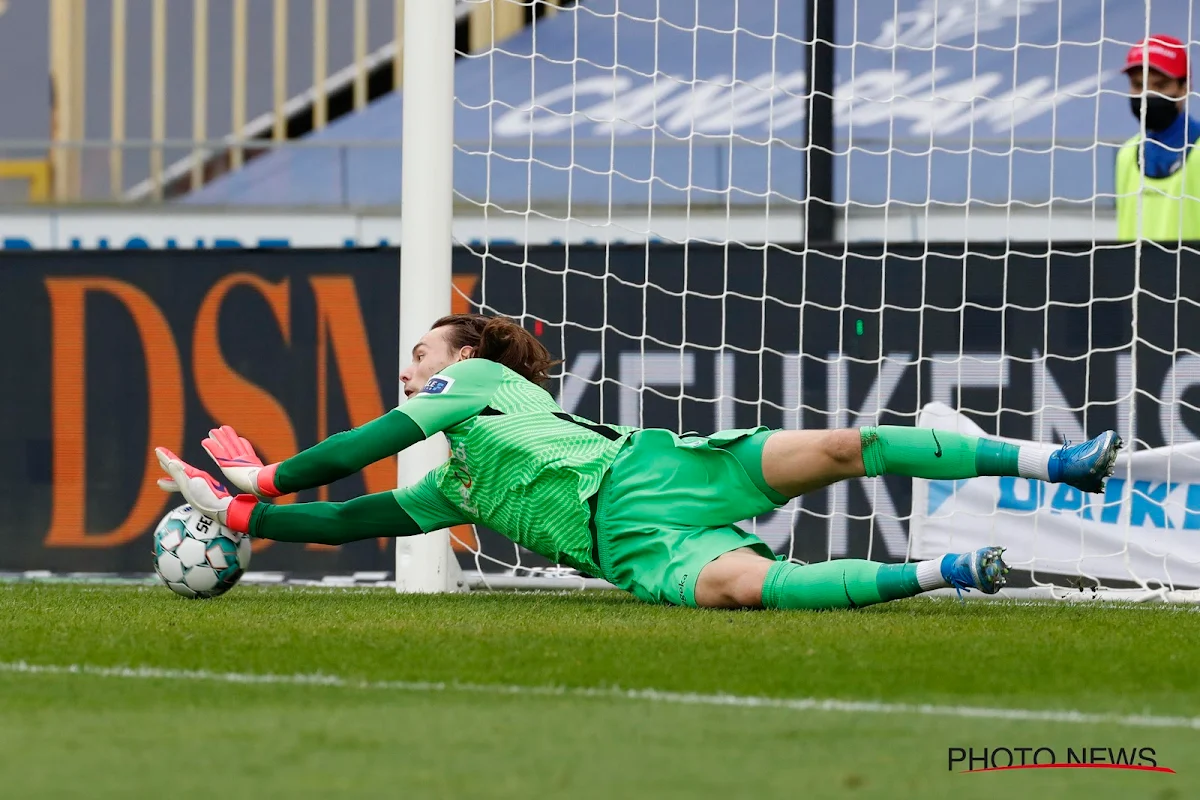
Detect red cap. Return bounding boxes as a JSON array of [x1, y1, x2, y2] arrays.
[[1124, 35, 1189, 80]]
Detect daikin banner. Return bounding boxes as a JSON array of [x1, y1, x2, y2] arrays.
[[910, 403, 1200, 589]]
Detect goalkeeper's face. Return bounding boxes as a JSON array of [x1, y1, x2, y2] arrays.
[[400, 327, 470, 398]]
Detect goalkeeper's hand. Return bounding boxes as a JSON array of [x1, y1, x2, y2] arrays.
[[201, 425, 284, 499], [155, 447, 256, 533]]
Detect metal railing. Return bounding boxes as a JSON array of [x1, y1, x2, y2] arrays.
[[32, 0, 537, 204]]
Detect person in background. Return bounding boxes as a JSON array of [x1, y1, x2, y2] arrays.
[[1116, 35, 1200, 242]]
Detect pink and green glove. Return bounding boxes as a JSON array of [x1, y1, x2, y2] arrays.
[[155, 447, 257, 533], [201, 425, 284, 499]]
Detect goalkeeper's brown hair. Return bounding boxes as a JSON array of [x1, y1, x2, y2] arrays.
[[432, 314, 559, 388]]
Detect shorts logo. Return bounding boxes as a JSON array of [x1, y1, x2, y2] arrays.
[[421, 376, 454, 395]]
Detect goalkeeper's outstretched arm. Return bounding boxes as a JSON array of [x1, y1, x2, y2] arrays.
[[157, 448, 465, 543], [245, 465, 465, 544], [200, 412, 428, 498], [267, 411, 427, 495], [245, 491, 426, 545], [207, 358, 504, 497], [197, 315, 554, 497]]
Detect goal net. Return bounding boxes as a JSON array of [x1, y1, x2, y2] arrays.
[[414, 0, 1200, 600]]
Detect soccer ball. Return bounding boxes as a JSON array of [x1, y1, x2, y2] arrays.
[[153, 504, 251, 599]]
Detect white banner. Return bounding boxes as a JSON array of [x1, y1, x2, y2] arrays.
[[0, 209, 1114, 250], [0, 211, 367, 250], [910, 402, 1200, 588], [0, 210, 784, 250]]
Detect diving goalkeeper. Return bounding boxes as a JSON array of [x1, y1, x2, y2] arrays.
[[156, 313, 1121, 610]]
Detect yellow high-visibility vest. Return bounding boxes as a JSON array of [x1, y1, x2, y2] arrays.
[[1115, 134, 1200, 242]]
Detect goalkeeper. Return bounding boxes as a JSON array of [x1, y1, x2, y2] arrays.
[[157, 313, 1121, 610]]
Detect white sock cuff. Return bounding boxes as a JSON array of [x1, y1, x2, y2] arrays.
[[916, 559, 948, 591], [1017, 445, 1056, 482]]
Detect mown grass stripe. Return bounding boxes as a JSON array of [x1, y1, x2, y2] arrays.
[[4, 660, 1199, 731]]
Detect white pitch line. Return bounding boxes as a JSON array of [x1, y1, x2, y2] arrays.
[[3, 660, 1199, 731]]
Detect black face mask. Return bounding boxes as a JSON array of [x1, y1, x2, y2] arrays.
[[1130, 94, 1181, 132]]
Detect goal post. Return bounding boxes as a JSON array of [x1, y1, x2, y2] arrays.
[[395, 0, 462, 593]]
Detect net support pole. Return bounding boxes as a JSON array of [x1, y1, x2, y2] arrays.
[[395, 0, 463, 593], [804, 0, 835, 245]]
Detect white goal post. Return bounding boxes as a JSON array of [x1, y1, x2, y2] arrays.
[[395, 0, 462, 593], [396, 0, 1200, 601]]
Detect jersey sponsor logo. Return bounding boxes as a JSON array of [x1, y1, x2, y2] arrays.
[[453, 465, 473, 490], [450, 442, 479, 516], [421, 376, 455, 395]]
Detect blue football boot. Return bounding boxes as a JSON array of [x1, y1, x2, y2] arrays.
[[942, 546, 1009, 599], [1047, 430, 1122, 494]]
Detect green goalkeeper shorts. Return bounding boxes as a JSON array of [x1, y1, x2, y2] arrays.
[[593, 427, 789, 607]]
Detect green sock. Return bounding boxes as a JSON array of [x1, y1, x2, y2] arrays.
[[859, 425, 1020, 480], [761, 559, 923, 610]]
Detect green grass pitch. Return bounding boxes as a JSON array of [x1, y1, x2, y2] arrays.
[[2, 582, 1198, 799]]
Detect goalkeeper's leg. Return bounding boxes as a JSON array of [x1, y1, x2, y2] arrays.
[[694, 546, 1009, 610], [761, 425, 1121, 498]]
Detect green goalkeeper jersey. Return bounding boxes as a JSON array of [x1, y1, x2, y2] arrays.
[[391, 359, 637, 575]]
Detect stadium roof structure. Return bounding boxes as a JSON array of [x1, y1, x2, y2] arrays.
[[183, 0, 1200, 210]]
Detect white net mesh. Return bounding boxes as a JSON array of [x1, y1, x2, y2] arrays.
[[448, 0, 1200, 599]]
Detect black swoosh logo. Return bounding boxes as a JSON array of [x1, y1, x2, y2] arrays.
[[932, 430, 943, 458]]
